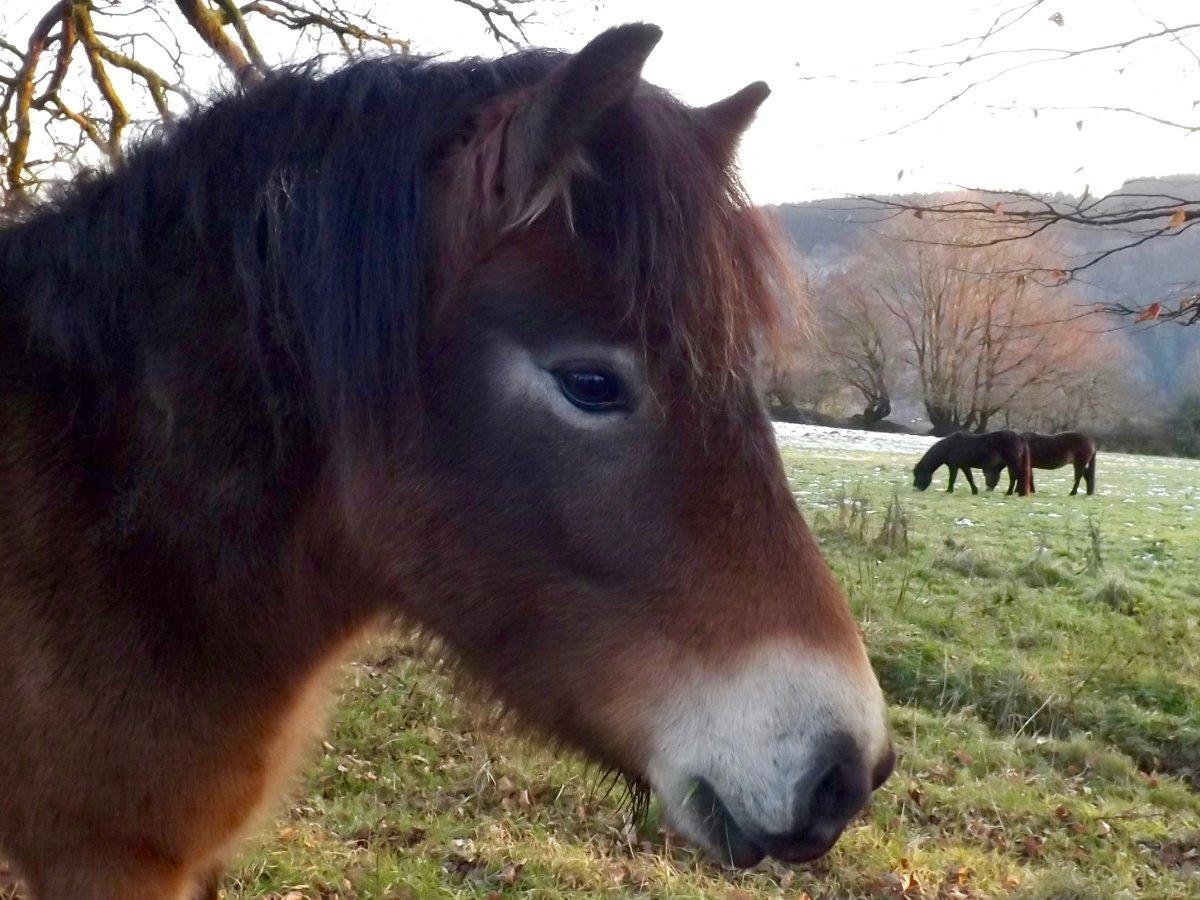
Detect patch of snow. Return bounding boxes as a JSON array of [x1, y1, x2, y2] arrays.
[[773, 423, 935, 456]]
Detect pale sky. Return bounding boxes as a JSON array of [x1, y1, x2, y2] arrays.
[[5, 1, 1199, 202]]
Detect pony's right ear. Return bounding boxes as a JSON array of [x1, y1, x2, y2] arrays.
[[449, 24, 662, 229]]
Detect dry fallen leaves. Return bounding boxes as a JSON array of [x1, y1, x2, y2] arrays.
[[606, 863, 630, 887], [871, 869, 926, 897], [497, 861, 524, 886]]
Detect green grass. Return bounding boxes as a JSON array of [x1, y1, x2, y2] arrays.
[[220, 444, 1200, 898]]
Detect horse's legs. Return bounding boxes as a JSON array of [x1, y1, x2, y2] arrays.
[[1085, 454, 1096, 495], [1006, 462, 1024, 496], [1071, 463, 1083, 496], [946, 466, 958, 492], [962, 468, 979, 495]]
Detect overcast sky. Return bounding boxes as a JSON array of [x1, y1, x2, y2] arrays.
[[6, 1, 1199, 203]]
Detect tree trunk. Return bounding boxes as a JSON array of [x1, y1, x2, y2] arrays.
[[862, 396, 891, 427]]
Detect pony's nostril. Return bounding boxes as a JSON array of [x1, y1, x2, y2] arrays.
[[755, 737, 874, 863], [805, 758, 869, 830]]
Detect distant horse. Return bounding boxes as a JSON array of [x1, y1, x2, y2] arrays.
[[985, 431, 1098, 496], [913, 431, 1031, 496], [0, 26, 893, 896]]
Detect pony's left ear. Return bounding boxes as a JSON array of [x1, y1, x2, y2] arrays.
[[697, 81, 770, 165], [515, 23, 663, 186], [450, 23, 661, 228]]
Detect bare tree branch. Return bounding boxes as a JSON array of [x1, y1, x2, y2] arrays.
[[2, 0, 544, 208]]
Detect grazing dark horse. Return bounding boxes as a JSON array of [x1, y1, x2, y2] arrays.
[[0, 26, 894, 897], [912, 431, 1031, 496], [985, 431, 1098, 495]]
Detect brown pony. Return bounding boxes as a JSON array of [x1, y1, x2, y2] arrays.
[[0, 26, 893, 897], [984, 431, 1098, 495], [912, 430, 1031, 496]]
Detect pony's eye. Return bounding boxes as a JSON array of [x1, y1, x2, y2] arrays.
[[555, 368, 626, 412]]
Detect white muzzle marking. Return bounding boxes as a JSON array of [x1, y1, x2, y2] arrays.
[[645, 640, 888, 843]]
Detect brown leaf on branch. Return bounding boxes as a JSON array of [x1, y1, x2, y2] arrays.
[[1168, 208, 1188, 229], [1134, 302, 1162, 323]]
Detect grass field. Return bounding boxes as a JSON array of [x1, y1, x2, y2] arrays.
[[217, 426, 1200, 899]]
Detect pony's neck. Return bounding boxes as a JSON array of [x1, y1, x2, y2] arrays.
[[917, 443, 945, 473], [0, 166, 319, 592]]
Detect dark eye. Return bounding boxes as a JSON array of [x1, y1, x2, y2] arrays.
[[555, 368, 626, 412]]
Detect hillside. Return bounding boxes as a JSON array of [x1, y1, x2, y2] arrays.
[[769, 177, 1200, 405]]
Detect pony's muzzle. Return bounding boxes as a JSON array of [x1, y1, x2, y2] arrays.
[[644, 644, 894, 867]]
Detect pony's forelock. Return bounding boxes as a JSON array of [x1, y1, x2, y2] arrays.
[[566, 89, 792, 400]]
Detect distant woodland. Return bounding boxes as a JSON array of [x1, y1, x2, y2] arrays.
[[770, 177, 1200, 456]]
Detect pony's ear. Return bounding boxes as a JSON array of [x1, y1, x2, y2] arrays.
[[452, 23, 661, 227], [515, 23, 662, 184], [698, 81, 770, 165]]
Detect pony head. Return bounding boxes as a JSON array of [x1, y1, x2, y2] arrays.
[[257, 25, 895, 866]]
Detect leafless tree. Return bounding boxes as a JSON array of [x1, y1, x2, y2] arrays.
[[818, 259, 900, 425], [1, 0, 539, 207], [871, 211, 1112, 431], [761, 264, 848, 419]]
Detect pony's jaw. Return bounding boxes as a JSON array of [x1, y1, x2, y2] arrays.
[[642, 641, 891, 867]]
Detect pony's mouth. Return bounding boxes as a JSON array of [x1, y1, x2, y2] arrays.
[[671, 778, 841, 868], [684, 778, 766, 867]]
